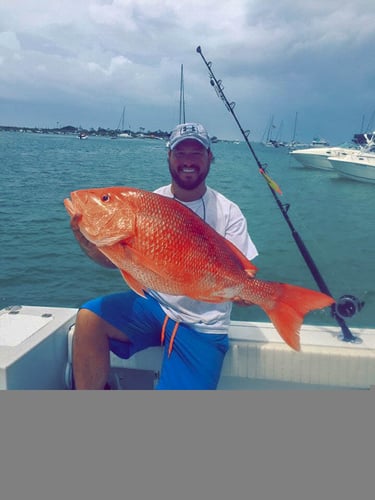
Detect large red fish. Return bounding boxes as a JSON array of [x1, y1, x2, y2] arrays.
[[64, 186, 335, 351]]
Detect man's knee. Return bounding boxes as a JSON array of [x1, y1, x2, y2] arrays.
[[75, 308, 130, 343]]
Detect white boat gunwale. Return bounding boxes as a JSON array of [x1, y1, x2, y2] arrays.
[[1, 305, 374, 390]]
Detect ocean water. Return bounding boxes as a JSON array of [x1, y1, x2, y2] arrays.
[[1, 131, 374, 330]]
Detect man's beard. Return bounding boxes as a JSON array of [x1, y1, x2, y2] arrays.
[[168, 161, 210, 190]]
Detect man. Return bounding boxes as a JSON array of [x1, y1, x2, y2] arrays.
[[70, 122, 258, 389]]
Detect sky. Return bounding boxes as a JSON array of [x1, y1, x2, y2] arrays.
[[1, 0, 375, 143]]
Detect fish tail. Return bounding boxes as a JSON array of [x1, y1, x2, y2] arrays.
[[258, 283, 335, 351]]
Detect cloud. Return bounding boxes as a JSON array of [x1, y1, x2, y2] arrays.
[[0, 31, 21, 51], [1, 0, 375, 141]]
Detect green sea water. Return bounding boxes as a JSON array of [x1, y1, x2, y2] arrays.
[[1, 131, 374, 329]]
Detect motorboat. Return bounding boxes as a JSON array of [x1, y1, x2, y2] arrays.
[[328, 151, 375, 184], [289, 146, 358, 171], [310, 137, 330, 147], [1, 304, 374, 390]]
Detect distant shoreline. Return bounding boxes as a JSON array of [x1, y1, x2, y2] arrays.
[[0, 125, 233, 143], [0, 124, 170, 140]]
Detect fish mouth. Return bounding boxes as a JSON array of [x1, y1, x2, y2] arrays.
[[63, 197, 75, 217], [64, 191, 86, 216]]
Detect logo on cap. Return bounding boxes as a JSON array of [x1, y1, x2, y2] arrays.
[[169, 122, 211, 150]]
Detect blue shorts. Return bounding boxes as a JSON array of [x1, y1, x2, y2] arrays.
[[81, 291, 229, 390]]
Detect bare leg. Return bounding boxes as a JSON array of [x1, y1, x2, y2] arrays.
[[72, 308, 130, 390]]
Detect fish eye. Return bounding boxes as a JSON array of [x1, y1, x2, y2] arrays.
[[101, 194, 111, 202]]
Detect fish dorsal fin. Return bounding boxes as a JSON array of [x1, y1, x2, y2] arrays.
[[119, 269, 147, 297], [224, 238, 258, 277]]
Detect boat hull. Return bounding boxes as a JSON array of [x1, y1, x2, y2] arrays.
[[290, 147, 354, 170], [1, 305, 375, 390], [328, 155, 375, 184]]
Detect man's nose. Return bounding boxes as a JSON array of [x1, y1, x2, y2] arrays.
[[182, 153, 196, 165]]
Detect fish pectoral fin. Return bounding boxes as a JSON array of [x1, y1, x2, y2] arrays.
[[119, 269, 147, 297], [224, 238, 258, 277]]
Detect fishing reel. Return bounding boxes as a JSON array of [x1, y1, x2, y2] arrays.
[[334, 295, 365, 320]]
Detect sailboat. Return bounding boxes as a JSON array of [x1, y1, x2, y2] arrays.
[[116, 106, 133, 138], [110, 106, 133, 139], [286, 112, 308, 150], [263, 115, 284, 147]]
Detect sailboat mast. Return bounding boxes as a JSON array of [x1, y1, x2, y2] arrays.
[[121, 106, 125, 131], [116, 106, 126, 132], [179, 64, 186, 124], [291, 111, 298, 143]]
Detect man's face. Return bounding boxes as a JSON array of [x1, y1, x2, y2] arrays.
[[168, 139, 212, 190]]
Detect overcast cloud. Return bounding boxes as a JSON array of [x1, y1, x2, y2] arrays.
[[1, 0, 374, 143]]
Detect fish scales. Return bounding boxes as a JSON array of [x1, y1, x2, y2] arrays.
[[127, 190, 249, 298]]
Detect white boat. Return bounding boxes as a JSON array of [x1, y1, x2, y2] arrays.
[[117, 132, 133, 139], [1, 304, 374, 390], [328, 151, 375, 184], [262, 115, 286, 148], [112, 105, 134, 139], [310, 137, 330, 147], [290, 146, 358, 170]]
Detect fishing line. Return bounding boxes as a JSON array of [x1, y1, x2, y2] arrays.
[[196, 45, 364, 344]]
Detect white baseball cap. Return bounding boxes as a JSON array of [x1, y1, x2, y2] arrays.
[[168, 122, 211, 150]]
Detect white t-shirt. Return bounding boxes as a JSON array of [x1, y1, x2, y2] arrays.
[[148, 185, 258, 334]]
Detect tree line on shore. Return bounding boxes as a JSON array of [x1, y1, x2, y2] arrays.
[[0, 124, 170, 140]]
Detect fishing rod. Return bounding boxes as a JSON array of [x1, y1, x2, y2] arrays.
[[196, 45, 363, 344]]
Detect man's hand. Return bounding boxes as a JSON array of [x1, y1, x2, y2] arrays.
[[233, 298, 255, 307]]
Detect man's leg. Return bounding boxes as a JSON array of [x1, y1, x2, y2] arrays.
[[156, 323, 229, 390], [72, 308, 131, 390]]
